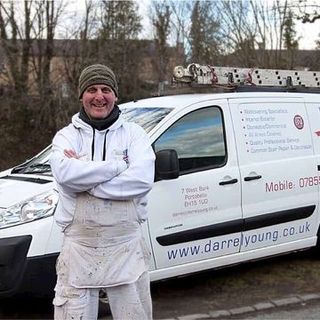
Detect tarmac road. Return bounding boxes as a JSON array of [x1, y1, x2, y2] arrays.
[[1, 249, 320, 320]]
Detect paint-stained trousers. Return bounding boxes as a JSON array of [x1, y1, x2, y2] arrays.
[[53, 270, 152, 320], [53, 193, 152, 319]]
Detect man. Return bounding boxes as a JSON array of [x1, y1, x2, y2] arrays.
[[50, 64, 155, 320]]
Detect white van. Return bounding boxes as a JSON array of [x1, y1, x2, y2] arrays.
[[1, 65, 320, 298]]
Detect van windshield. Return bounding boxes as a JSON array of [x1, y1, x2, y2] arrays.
[[11, 146, 52, 175], [120, 107, 172, 133]]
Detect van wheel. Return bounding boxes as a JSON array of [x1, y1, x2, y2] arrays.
[[98, 289, 111, 317]]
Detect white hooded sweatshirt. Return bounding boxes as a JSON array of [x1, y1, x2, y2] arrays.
[[50, 112, 155, 230], [50, 112, 155, 287]]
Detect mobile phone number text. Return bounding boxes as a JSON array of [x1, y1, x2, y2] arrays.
[[266, 176, 320, 192]]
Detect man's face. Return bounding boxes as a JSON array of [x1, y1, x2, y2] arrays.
[[81, 84, 117, 119]]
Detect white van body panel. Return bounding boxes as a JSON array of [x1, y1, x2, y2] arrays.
[[149, 237, 317, 281], [230, 97, 319, 253], [1, 216, 54, 257], [0, 177, 53, 208]]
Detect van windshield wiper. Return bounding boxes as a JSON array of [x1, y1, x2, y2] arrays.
[[12, 163, 52, 174], [11, 161, 32, 174], [24, 163, 52, 174]]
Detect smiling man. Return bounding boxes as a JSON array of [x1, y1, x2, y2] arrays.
[[79, 64, 118, 119], [50, 64, 155, 320]]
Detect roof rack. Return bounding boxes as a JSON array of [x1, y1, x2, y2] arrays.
[[170, 63, 320, 93]]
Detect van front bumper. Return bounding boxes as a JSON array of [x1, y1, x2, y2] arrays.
[[0, 235, 32, 297]]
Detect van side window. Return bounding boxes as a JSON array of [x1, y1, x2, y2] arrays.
[[154, 107, 226, 173]]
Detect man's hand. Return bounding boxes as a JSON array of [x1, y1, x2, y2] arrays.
[[64, 149, 79, 159]]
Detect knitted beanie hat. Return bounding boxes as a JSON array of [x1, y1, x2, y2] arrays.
[[78, 64, 118, 98]]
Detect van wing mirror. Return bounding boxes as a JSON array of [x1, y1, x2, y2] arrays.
[[155, 149, 180, 181]]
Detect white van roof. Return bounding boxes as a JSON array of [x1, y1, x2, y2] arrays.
[[120, 91, 320, 111]]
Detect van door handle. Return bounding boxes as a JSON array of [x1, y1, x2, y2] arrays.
[[244, 175, 262, 181], [219, 178, 238, 185]]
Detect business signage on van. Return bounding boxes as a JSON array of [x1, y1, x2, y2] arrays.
[[237, 103, 313, 160]]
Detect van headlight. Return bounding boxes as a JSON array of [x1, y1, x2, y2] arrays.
[[0, 190, 58, 229]]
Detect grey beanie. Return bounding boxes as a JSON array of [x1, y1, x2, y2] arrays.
[[78, 64, 118, 98]]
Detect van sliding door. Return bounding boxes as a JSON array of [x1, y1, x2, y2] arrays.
[[230, 97, 319, 255]]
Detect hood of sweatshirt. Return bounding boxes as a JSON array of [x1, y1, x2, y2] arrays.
[[71, 112, 125, 133]]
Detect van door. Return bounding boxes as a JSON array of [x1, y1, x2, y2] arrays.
[[230, 97, 319, 254], [148, 100, 242, 271]]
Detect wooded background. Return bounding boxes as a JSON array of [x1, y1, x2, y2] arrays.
[[0, 0, 319, 170]]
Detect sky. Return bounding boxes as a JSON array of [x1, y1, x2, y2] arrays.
[[296, 21, 319, 49]]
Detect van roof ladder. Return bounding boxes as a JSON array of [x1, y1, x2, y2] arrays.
[[172, 63, 320, 89]]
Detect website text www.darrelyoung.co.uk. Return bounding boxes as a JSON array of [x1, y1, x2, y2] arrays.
[[166, 221, 311, 260]]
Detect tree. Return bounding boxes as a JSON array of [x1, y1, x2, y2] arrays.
[[215, 0, 300, 68], [168, 0, 189, 52], [31, 0, 65, 129], [0, 0, 65, 96], [97, 0, 143, 101], [283, 9, 299, 68], [151, 1, 171, 83], [215, 0, 259, 67], [295, 0, 320, 23], [99, 0, 141, 40], [189, 1, 221, 64], [0, 0, 67, 131], [0, 0, 31, 94], [33, 1, 64, 96]]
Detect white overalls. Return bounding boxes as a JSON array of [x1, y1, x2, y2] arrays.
[[50, 113, 155, 320], [53, 193, 152, 320]]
